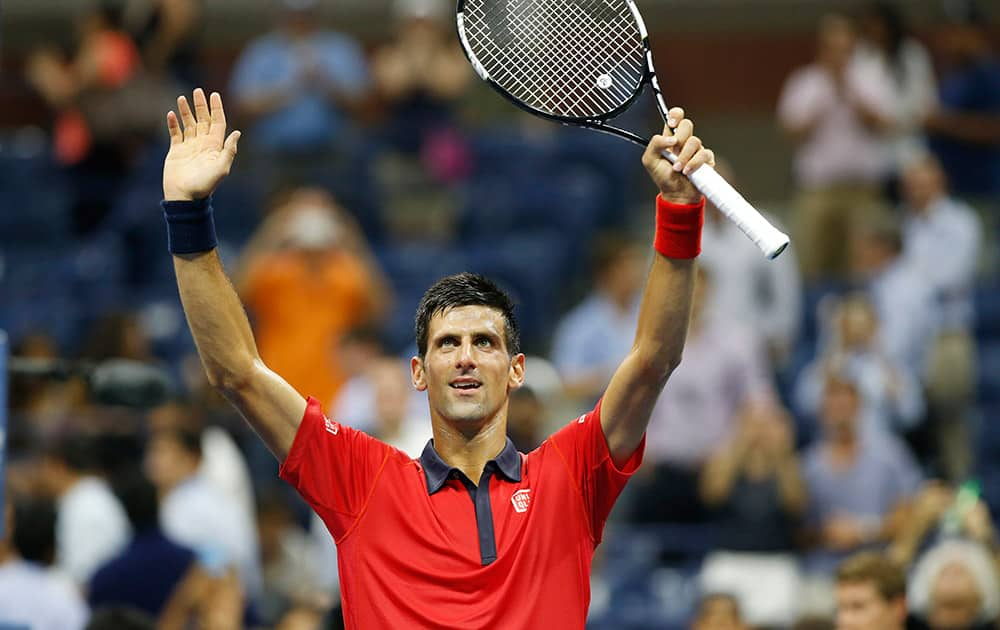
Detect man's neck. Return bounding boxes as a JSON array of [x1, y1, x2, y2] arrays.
[[431, 412, 508, 484], [828, 434, 858, 466]]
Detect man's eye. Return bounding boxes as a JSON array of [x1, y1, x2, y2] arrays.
[[441, 338, 457, 347], [476, 337, 491, 347]]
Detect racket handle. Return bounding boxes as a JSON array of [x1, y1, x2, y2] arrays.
[[677, 159, 790, 259]]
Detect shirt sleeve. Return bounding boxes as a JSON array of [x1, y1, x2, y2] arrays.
[[279, 397, 390, 540], [548, 399, 644, 544]]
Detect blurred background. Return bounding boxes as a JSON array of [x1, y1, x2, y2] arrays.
[[0, 0, 999, 628]]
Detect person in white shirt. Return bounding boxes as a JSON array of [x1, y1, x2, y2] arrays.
[[778, 13, 894, 280], [900, 153, 982, 480], [856, 2, 938, 176], [700, 161, 801, 366], [38, 435, 131, 586], [0, 498, 89, 630], [144, 426, 263, 603]]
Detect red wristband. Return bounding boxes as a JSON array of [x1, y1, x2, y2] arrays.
[[653, 194, 705, 259]]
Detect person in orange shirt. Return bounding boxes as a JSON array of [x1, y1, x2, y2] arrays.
[[237, 188, 390, 406]]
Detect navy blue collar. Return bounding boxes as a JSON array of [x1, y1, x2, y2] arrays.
[[420, 437, 522, 494]]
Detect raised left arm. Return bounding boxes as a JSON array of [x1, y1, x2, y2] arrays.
[[600, 108, 714, 466]]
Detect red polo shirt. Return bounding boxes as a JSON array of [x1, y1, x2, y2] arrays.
[[279, 397, 643, 629]]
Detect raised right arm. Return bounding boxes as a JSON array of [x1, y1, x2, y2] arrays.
[[164, 88, 304, 460]]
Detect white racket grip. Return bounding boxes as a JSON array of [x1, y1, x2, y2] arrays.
[[685, 163, 790, 259]]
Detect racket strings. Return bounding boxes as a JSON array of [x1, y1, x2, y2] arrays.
[[462, 0, 645, 119]]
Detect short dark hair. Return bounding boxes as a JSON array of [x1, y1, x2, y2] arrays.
[[12, 498, 57, 565], [154, 426, 203, 459], [415, 273, 520, 357], [114, 473, 160, 532], [837, 552, 906, 602]]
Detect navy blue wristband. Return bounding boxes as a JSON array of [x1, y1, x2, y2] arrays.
[[162, 197, 218, 255]]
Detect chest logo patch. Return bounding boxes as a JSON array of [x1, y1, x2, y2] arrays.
[[324, 417, 340, 436], [511, 489, 531, 514]]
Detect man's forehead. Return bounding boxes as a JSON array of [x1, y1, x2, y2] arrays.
[[428, 305, 505, 335]]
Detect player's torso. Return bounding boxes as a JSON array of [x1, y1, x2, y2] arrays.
[[335, 444, 594, 629]]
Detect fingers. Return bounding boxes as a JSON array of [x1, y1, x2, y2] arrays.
[[166, 111, 182, 146], [193, 88, 211, 138], [178, 95, 196, 139], [223, 130, 242, 162], [642, 133, 673, 170], [666, 107, 684, 130], [209, 91, 227, 144]]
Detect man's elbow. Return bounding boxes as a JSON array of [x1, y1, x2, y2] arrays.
[[632, 348, 682, 386], [205, 356, 259, 396]]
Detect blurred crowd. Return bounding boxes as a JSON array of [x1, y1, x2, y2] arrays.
[[1, 0, 999, 628]]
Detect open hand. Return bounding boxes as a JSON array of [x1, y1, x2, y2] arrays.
[[642, 107, 715, 204], [163, 88, 241, 201]]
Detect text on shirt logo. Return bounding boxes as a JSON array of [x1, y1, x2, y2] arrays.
[[511, 489, 531, 513], [577, 415, 586, 424], [324, 417, 340, 436]]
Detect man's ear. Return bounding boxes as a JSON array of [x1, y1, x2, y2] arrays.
[[508, 353, 526, 391], [411, 356, 428, 392]]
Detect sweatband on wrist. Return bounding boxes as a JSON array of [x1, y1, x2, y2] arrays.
[[653, 194, 705, 259], [162, 197, 218, 255]]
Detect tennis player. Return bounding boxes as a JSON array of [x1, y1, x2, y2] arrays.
[[161, 88, 714, 628]]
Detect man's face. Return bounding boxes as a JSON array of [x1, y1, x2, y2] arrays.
[[836, 582, 903, 630], [412, 306, 524, 427], [822, 381, 860, 439], [902, 159, 945, 212], [929, 563, 982, 630]]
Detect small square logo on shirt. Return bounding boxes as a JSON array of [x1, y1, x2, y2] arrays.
[[324, 417, 340, 436], [511, 489, 531, 513]]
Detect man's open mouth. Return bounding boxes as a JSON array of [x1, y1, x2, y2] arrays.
[[450, 380, 482, 390]]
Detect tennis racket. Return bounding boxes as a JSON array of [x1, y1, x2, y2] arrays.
[[456, 0, 790, 259]]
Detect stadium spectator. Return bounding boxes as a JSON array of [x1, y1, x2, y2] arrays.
[[778, 13, 894, 280], [834, 552, 907, 630], [907, 540, 1000, 630], [802, 372, 922, 576], [87, 474, 196, 618], [372, 0, 471, 162], [237, 187, 390, 406], [925, 1, 1000, 198], [144, 425, 262, 603], [698, 398, 805, 627], [24, 1, 169, 234], [229, 0, 370, 183], [148, 402, 257, 535], [850, 215, 937, 374], [794, 293, 924, 434], [700, 161, 801, 365], [256, 493, 334, 626], [701, 398, 806, 552], [0, 498, 89, 630], [689, 593, 749, 630], [630, 267, 774, 524], [366, 357, 432, 457], [550, 234, 647, 408], [856, 2, 938, 183], [889, 481, 999, 570], [126, 0, 202, 85], [39, 435, 131, 586]]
